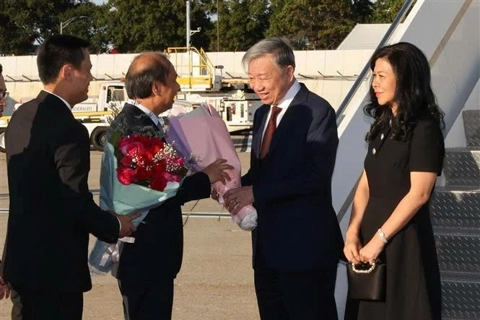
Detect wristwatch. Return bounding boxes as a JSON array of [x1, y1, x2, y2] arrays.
[[377, 228, 388, 244]]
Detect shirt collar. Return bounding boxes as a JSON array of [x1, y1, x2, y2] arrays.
[[128, 100, 160, 126], [262, 80, 301, 132], [275, 80, 301, 111]]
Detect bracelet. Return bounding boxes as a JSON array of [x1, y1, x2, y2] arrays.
[[377, 228, 388, 244]]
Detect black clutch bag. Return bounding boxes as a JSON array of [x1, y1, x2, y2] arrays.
[[347, 261, 386, 301]]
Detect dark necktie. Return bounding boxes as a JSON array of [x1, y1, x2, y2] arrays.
[[260, 105, 282, 159]]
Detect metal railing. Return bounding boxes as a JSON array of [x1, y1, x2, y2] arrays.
[[0, 191, 232, 217], [335, 0, 416, 127]]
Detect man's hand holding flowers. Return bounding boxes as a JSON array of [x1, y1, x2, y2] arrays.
[[114, 211, 142, 238], [202, 159, 233, 184], [224, 186, 254, 215]]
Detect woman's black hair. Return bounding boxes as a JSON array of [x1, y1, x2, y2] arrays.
[[364, 42, 444, 141]]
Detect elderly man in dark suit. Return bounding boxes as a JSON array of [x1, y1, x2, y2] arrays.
[[224, 37, 343, 320], [2, 35, 139, 320], [111, 52, 232, 320]]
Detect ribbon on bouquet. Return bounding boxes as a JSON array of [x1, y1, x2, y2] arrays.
[[99, 242, 121, 267], [97, 235, 135, 269], [89, 214, 144, 274]]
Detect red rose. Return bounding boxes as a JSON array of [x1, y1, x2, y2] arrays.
[[140, 148, 155, 163], [120, 154, 134, 167], [119, 141, 145, 157], [117, 167, 136, 185], [173, 157, 184, 167], [152, 161, 167, 175], [119, 135, 151, 156], [135, 165, 152, 181], [146, 137, 164, 155], [150, 174, 168, 191], [118, 136, 135, 151]]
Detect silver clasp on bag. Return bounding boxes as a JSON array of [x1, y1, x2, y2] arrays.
[[351, 262, 376, 273]]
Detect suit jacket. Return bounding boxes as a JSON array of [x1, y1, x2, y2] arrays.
[[111, 104, 211, 283], [242, 83, 343, 270], [3, 91, 119, 293]]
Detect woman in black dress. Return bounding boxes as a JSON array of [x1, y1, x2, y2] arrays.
[[344, 42, 445, 320]]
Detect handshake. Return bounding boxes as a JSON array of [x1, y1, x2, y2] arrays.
[[209, 174, 258, 231]]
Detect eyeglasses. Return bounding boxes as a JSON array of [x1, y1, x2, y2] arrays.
[[0, 91, 8, 99]]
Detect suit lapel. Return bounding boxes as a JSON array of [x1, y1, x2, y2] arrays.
[[253, 106, 269, 156]]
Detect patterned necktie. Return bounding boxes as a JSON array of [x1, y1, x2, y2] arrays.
[[260, 105, 282, 159]]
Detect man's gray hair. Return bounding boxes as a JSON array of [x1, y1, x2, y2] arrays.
[[241, 37, 296, 71]]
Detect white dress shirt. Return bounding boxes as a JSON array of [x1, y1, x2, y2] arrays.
[[261, 80, 301, 140]]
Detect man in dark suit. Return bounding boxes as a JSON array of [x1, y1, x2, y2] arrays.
[[0, 63, 16, 318], [111, 52, 232, 320], [2, 35, 139, 320], [0, 63, 6, 116], [224, 38, 343, 320], [1, 63, 20, 320]]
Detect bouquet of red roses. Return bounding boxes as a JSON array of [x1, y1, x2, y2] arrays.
[[89, 126, 192, 274], [115, 134, 188, 192]]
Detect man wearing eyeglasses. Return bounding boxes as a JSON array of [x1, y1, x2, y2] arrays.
[[0, 63, 16, 319], [0, 63, 20, 320], [0, 63, 7, 116], [0, 63, 8, 297]]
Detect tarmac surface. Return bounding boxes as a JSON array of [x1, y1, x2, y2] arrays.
[[0, 151, 259, 320]]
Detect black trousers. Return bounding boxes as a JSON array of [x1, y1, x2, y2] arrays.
[[254, 267, 338, 320], [11, 287, 83, 320], [119, 278, 174, 320]]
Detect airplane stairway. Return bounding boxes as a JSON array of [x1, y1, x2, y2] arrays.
[[431, 109, 480, 320]]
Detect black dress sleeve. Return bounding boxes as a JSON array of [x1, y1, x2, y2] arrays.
[[409, 119, 445, 175]]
